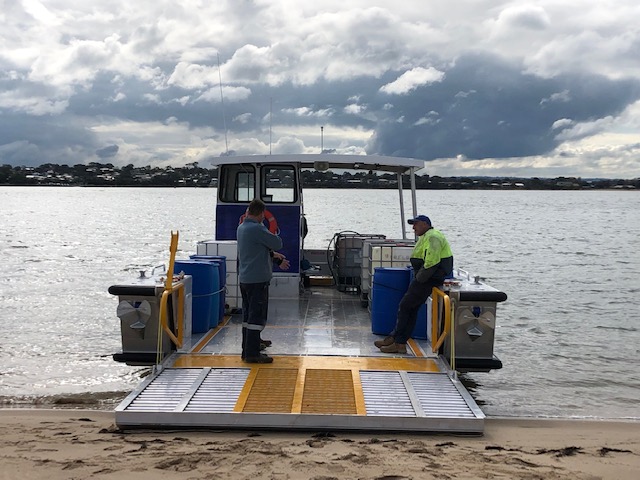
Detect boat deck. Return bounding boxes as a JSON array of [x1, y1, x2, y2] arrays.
[[115, 286, 485, 433]]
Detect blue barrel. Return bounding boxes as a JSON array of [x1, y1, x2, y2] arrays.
[[190, 255, 226, 325], [174, 260, 219, 333], [371, 267, 411, 335]]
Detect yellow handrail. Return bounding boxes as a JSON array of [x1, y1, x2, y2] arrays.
[[165, 231, 179, 292], [430, 287, 457, 371], [431, 287, 451, 352], [155, 231, 184, 365], [159, 287, 184, 347], [449, 298, 456, 373]]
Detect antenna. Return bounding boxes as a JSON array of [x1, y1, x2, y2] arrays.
[[269, 97, 272, 155], [321, 126, 324, 153], [217, 53, 229, 155]]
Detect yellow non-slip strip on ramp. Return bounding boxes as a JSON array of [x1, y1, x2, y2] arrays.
[[301, 369, 357, 414], [236, 367, 359, 415], [239, 368, 298, 413], [174, 355, 441, 372]]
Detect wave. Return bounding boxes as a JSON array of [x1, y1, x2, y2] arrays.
[[595, 325, 638, 333], [0, 391, 128, 410]]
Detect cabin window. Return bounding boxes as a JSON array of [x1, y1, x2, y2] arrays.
[[237, 171, 255, 201], [218, 164, 256, 202], [262, 165, 296, 203]]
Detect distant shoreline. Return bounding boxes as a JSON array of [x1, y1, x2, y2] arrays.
[[1, 162, 637, 189], [1, 183, 637, 190]]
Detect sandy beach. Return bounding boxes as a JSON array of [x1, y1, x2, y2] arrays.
[[0, 410, 637, 480]]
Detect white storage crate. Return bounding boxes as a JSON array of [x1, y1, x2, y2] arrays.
[[361, 240, 415, 296], [370, 245, 414, 270], [196, 239, 238, 259]]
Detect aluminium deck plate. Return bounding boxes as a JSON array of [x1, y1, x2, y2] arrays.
[[115, 362, 484, 433]]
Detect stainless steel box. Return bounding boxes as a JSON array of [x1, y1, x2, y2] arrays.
[[110, 274, 192, 365], [440, 277, 507, 372]]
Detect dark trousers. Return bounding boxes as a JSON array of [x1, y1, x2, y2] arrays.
[[240, 282, 269, 358], [391, 278, 441, 344]]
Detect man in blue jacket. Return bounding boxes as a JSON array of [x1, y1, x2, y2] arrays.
[[237, 199, 289, 363]]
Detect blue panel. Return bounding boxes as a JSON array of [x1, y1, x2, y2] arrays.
[[216, 204, 246, 241], [216, 204, 301, 273]]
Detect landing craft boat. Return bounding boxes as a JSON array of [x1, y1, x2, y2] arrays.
[[110, 154, 507, 434]]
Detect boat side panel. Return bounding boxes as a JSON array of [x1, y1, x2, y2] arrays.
[[216, 203, 301, 273]]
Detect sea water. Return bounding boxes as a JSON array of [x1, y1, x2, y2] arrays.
[[1, 186, 639, 419]]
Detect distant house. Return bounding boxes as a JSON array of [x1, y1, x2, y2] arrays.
[[556, 181, 579, 188]]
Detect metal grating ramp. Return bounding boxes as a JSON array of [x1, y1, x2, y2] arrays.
[[185, 368, 249, 413], [408, 372, 477, 418], [124, 368, 203, 412], [121, 368, 251, 413], [116, 365, 484, 433], [361, 371, 480, 419], [361, 371, 416, 417]]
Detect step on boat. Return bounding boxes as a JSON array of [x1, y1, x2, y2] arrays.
[[110, 154, 507, 434]]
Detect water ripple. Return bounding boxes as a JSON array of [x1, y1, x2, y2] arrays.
[[596, 325, 637, 333]]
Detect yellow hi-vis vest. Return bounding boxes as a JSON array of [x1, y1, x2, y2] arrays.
[[411, 228, 453, 269]]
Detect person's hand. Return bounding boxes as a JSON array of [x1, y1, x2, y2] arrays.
[[278, 258, 290, 270], [272, 252, 290, 270]]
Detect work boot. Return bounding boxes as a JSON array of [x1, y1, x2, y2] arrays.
[[379, 343, 407, 354], [243, 354, 274, 364], [243, 329, 262, 360], [374, 336, 394, 348]]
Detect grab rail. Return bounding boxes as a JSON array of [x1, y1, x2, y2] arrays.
[[156, 231, 184, 365], [430, 287, 456, 372], [158, 286, 185, 346]]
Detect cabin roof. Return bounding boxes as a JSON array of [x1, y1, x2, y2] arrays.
[[209, 154, 425, 173]]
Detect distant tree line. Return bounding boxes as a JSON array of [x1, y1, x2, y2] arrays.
[[0, 162, 216, 187], [0, 162, 637, 190]]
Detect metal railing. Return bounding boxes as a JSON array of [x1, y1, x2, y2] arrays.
[[156, 231, 185, 365], [430, 287, 456, 372]]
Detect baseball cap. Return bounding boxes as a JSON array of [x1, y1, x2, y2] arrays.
[[408, 215, 431, 225]]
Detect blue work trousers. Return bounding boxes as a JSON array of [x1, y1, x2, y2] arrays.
[[391, 278, 441, 344], [240, 282, 269, 358]]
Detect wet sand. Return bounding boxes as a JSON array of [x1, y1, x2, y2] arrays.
[[0, 409, 638, 479]]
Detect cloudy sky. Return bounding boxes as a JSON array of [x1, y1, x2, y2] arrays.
[[2, 1, 640, 178]]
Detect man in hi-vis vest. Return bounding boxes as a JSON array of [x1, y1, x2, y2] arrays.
[[375, 215, 453, 354]]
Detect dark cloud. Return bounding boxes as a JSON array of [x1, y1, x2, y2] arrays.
[[96, 144, 119, 158], [221, 77, 386, 133], [2, 52, 639, 172], [0, 112, 99, 167], [366, 53, 640, 160]]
